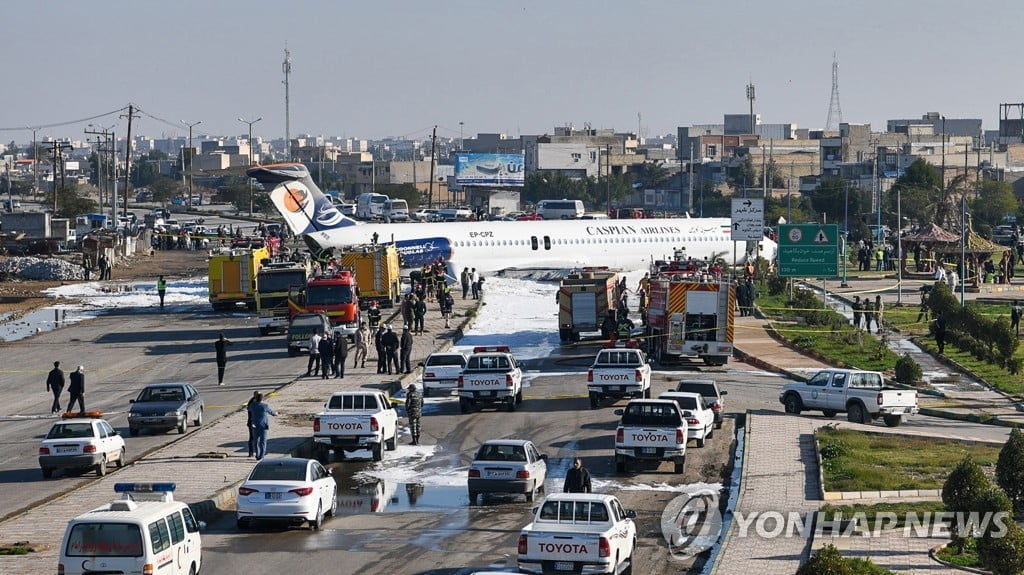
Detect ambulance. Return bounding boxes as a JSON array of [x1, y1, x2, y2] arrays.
[[59, 483, 202, 575]]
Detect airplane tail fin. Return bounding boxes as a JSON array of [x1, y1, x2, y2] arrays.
[[246, 163, 358, 237]]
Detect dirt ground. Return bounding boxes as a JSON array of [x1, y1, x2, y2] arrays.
[[0, 249, 209, 320]]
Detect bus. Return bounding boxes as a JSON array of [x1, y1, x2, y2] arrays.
[[536, 199, 584, 220]]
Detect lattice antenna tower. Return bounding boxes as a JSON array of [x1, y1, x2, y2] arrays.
[[825, 53, 842, 132]]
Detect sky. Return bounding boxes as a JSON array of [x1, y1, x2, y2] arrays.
[[2, 0, 1022, 146]]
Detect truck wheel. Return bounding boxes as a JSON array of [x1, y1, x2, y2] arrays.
[[506, 397, 517, 412], [571, 330, 580, 342], [516, 390, 523, 405], [822, 410, 838, 418], [643, 388, 651, 399], [674, 457, 686, 474], [847, 402, 869, 424], [468, 491, 478, 505], [314, 444, 330, 463], [559, 328, 571, 342], [259, 327, 269, 336], [715, 419, 723, 430], [615, 455, 626, 474], [459, 398, 470, 413], [385, 430, 397, 451], [372, 442, 383, 462], [783, 394, 803, 415], [589, 392, 600, 410], [883, 414, 903, 427]]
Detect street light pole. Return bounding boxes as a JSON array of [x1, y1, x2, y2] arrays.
[[181, 120, 201, 201], [238, 117, 262, 217], [459, 121, 464, 151]]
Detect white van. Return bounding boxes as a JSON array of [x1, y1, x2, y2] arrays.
[[383, 199, 409, 222], [59, 482, 202, 575], [356, 193, 389, 220], [537, 199, 584, 220]]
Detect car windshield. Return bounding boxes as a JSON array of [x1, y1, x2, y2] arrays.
[[677, 383, 716, 397], [669, 396, 699, 410], [47, 423, 93, 439], [137, 387, 185, 403], [475, 444, 526, 462], [248, 461, 308, 481], [307, 284, 353, 305], [66, 523, 143, 557], [292, 316, 325, 328], [620, 403, 681, 426]]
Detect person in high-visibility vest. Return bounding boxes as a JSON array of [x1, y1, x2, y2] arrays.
[[156, 276, 167, 309]]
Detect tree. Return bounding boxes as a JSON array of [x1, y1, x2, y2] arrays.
[[634, 162, 671, 190], [810, 178, 848, 225], [148, 177, 182, 207], [996, 427, 1024, 515], [585, 174, 631, 210], [522, 172, 588, 206], [971, 181, 1017, 231], [796, 544, 852, 575], [942, 455, 993, 551], [727, 155, 756, 192], [983, 522, 1024, 575], [891, 158, 943, 227], [376, 183, 420, 210], [54, 183, 98, 218]]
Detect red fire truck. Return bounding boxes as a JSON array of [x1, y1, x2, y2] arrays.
[[645, 276, 735, 366], [288, 270, 360, 340]]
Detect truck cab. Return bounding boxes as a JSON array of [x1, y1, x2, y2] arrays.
[[780, 368, 919, 427], [457, 346, 523, 413], [587, 345, 651, 409], [614, 399, 687, 473]]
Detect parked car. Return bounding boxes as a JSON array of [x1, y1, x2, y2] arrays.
[[236, 457, 338, 530], [468, 439, 547, 504], [38, 416, 126, 478], [658, 391, 715, 447], [674, 379, 728, 429], [419, 351, 467, 396], [128, 382, 204, 436], [288, 313, 332, 356], [515, 212, 543, 221], [411, 208, 439, 222]]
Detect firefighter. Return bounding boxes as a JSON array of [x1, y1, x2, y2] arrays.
[[636, 287, 648, 327], [366, 300, 382, 329], [601, 310, 618, 340], [616, 315, 635, 341]]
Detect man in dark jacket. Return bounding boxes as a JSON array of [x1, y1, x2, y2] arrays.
[[67, 365, 86, 416], [333, 332, 348, 378], [375, 326, 387, 373], [381, 325, 400, 375], [245, 390, 260, 457], [215, 333, 232, 385], [405, 383, 423, 445], [401, 294, 415, 328], [413, 295, 427, 335], [319, 331, 335, 379], [367, 300, 382, 329], [46, 361, 65, 414], [460, 267, 471, 299], [563, 457, 592, 493], [399, 325, 414, 374]]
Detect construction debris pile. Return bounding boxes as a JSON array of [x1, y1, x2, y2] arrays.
[[0, 256, 86, 281]]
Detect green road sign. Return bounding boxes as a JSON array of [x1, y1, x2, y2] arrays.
[[778, 224, 839, 277]]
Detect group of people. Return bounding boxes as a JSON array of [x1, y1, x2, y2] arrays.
[[44, 361, 87, 415], [856, 239, 896, 272], [304, 330, 350, 379], [850, 295, 884, 333], [736, 278, 757, 317], [459, 267, 484, 300]]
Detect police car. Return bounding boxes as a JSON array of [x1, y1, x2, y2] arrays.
[[59, 483, 202, 575]]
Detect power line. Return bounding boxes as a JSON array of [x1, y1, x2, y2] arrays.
[[0, 107, 128, 132]]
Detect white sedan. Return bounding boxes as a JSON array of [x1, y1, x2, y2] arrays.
[[467, 439, 547, 504], [38, 416, 126, 478], [236, 457, 337, 530], [659, 391, 715, 447]]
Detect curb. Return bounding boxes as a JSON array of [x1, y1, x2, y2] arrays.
[[929, 542, 991, 574], [917, 407, 1021, 429]]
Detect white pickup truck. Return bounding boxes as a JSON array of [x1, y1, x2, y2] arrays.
[[518, 493, 637, 575], [614, 399, 687, 474], [312, 391, 399, 461], [457, 346, 523, 413], [779, 368, 919, 427], [587, 345, 652, 409]]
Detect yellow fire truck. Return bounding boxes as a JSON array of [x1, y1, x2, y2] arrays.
[[556, 269, 619, 342], [208, 245, 270, 311], [645, 276, 735, 366], [339, 243, 402, 309]]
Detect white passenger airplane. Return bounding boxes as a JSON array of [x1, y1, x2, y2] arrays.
[[248, 163, 777, 274]]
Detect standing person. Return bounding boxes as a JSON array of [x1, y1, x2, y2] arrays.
[[353, 322, 369, 369], [400, 325, 414, 374], [66, 366, 86, 416], [563, 457, 592, 493], [333, 332, 348, 378], [439, 288, 454, 329], [382, 325, 400, 375], [413, 294, 427, 335], [46, 361, 65, 414], [97, 254, 109, 281], [215, 333, 232, 385], [319, 331, 335, 379], [366, 300, 382, 330], [306, 331, 321, 377], [934, 312, 948, 354], [405, 384, 423, 445], [874, 295, 884, 331], [156, 275, 167, 309], [245, 391, 260, 457], [851, 296, 862, 329], [1011, 302, 1022, 338], [863, 300, 875, 334], [460, 267, 471, 299], [470, 268, 480, 299], [247, 392, 278, 460], [401, 293, 415, 328], [81, 255, 91, 280], [374, 325, 387, 373]]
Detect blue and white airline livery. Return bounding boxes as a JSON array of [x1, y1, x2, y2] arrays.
[[248, 163, 777, 274]]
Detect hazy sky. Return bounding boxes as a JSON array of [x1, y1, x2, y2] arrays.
[[2, 0, 1021, 145]]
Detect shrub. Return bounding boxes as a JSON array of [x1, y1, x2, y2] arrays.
[[995, 428, 1024, 515], [797, 545, 852, 575], [942, 456, 994, 550], [766, 273, 788, 296], [982, 522, 1024, 575], [894, 353, 922, 385]]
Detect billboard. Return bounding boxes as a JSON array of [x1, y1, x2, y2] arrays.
[[454, 153, 525, 186]]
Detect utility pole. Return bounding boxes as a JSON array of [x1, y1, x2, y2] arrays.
[[746, 83, 756, 135], [27, 126, 40, 199], [181, 120, 201, 200], [120, 104, 140, 218], [605, 144, 611, 212], [688, 143, 694, 215], [238, 117, 262, 217], [85, 125, 113, 211], [283, 48, 292, 161], [43, 142, 73, 213], [428, 125, 437, 209]]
